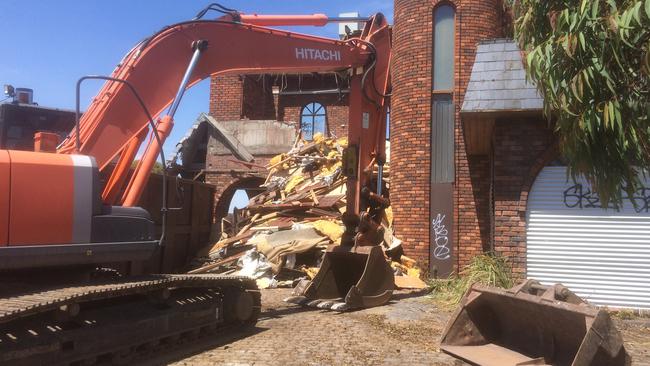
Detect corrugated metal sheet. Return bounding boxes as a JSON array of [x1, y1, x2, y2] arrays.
[[527, 167, 650, 309], [431, 96, 455, 183]]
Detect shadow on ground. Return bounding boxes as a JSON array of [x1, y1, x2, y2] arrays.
[[139, 326, 269, 366]]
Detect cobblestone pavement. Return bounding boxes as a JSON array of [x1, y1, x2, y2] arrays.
[[144, 288, 650, 366]]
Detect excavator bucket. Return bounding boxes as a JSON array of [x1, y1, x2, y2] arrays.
[[285, 245, 394, 311], [440, 280, 631, 366]]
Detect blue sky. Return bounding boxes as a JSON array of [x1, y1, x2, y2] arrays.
[[1, 0, 392, 160], [1, 0, 392, 212]]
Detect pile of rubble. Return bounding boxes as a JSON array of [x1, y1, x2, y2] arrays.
[[189, 133, 425, 290]]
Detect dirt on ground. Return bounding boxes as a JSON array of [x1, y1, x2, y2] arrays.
[[142, 288, 650, 366]]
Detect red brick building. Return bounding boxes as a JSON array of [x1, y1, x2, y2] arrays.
[[390, 0, 559, 278], [174, 73, 352, 229], [198, 2, 555, 278], [392, 1, 650, 310]]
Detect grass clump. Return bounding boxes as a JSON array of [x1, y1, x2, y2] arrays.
[[613, 309, 636, 320], [429, 253, 514, 308]]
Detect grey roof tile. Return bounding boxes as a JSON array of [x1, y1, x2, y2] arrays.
[[462, 39, 544, 113]]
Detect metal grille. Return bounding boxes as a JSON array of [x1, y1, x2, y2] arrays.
[[526, 167, 650, 309], [431, 95, 455, 183]]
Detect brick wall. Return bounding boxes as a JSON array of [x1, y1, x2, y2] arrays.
[[492, 118, 555, 277], [242, 75, 276, 120], [210, 75, 243, 120], [279, 93, 349, 138], [392, 0, 503, 272], [204, 155, 272, 223], [460, 155, 492, 264], [210, 74, 349, 138]]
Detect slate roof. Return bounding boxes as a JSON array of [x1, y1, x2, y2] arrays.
[[461, 39, 544, 113]]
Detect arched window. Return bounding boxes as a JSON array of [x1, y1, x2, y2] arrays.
[[300, 102, 327, 140], [431, 4, 455, 184], [433, 4, 455, 92]]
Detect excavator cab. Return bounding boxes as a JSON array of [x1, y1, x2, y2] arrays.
[[440, 280, 631, 366]]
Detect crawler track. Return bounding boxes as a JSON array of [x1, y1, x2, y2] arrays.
[[0, 274, 260, 365]]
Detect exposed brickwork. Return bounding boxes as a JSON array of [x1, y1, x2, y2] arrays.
[[203, 152, 272, 237], [454, 1, 503, 272], [492, 118, 555, 277], [459, 155, 492, 265], [392, 0, 503, 272], [205, 171, 267, 222], [211, 73, 349, 136], [242, 75, 276, 120], [207, 73, 350, 228], [279, 93, 349, 138], [210, 75, 243, 120]]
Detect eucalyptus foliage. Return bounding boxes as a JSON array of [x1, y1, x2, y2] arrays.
[[510, 0, 650, 206]]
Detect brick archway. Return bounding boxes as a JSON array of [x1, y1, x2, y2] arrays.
[[518, 141, 560, 214], [214, 175, 266, 223]]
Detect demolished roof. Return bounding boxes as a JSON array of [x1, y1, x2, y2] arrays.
[[171, 113, 254, 169]]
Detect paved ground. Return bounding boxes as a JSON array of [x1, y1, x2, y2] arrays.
[[144, 288, 650, 366]]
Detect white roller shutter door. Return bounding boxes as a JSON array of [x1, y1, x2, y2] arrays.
[[526, 167, 650, 309]]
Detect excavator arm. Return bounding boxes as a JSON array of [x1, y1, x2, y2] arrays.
[[57, 14, 391, 213]]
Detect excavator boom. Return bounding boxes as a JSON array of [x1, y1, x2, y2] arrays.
[[57, 17, 390, 213]]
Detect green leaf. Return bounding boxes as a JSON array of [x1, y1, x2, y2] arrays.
[[645, 42, 650, 75], [632, 1, 642, 26], [614, 102, 622, 132], [592, 1, 600, 19], [646, 0, 650, 19], [610, 44, 626, 72], [608, 101, 616, 130], [582, 69, 593, 89], [607, 0, 618, 13]]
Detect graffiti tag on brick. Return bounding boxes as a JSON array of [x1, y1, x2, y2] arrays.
[[563, 184, 650, 213], [432, 213, 450, 260]]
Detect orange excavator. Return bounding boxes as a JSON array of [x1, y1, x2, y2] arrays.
[[0, 4, 392, 364]]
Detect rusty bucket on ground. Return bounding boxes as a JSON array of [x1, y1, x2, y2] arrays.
[[285, 245, 394, 311], [440, 279, 631, 366]]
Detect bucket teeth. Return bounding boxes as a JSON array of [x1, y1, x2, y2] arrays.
[[307, 300, 324, 307], [330, 302, 349, 312], [283, 296, 308, 305], [316, 300, 335, 309], [284, 297, 351, 312]]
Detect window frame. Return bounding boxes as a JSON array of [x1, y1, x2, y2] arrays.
[[431, 3, 456, 96], [300, 101, 328, 140]]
